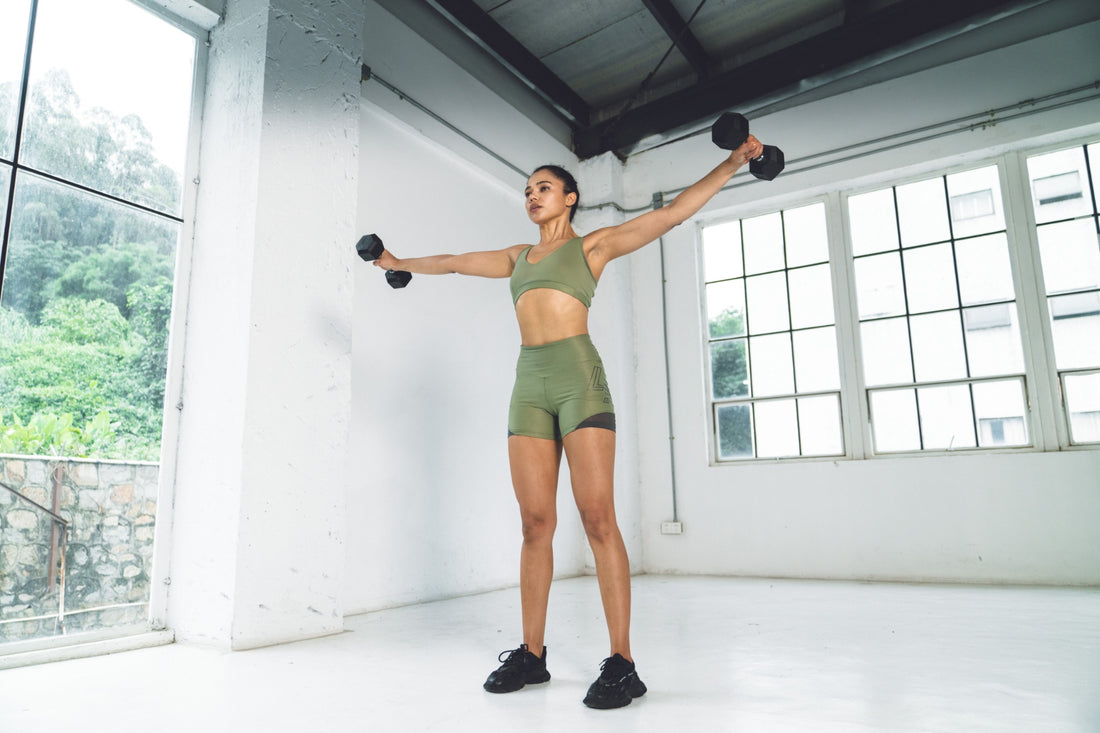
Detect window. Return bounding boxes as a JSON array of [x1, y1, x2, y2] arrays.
[[1, 0, 197, 644], [848, 165, 1029, 453], [700, 143, 1100, 462], [702, 202, 844, 460], [1027, 143, 1100, 445]]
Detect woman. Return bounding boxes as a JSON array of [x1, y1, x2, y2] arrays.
[[373, 133, 764, 709]]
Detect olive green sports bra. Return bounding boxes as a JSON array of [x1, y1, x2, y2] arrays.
[[510, 236, 597, 308]]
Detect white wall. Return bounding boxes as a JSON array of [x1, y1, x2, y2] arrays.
[[345, 4, 601, 614], [165, 0, 361, 649], [628, 18, 1100, 584]]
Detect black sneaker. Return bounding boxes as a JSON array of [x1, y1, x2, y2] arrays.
[[483, 644, 551, 693], [582, 653, 647, 709]]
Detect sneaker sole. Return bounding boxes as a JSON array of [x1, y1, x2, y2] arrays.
[[483, 671, 551, 694]]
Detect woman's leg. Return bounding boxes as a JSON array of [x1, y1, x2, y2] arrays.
[[508, 434, 563, 657], [562, 427, 632, 661]]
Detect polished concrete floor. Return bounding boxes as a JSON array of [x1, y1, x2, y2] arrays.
[[2, 575, 1098, 732]]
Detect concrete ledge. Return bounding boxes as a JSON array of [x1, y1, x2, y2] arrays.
[[0, 629, 175, 670]]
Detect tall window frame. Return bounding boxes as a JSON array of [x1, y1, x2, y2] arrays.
[[0, 0, 207, 650], [698, 136, 1100, 463]]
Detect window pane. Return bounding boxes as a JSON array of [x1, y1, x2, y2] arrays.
[[910, 311, 967, 382], [956, 233, 1015, 306], [710, 339, 748, 399], [903, 243, 959, 313], [897, 178, 950, 247], [21, 0, 195, 213], [870, 388, 920, 452], [860, 317, 912, 386], [750, 333, 793, 397], [716, 404, 753, 459], [1028, 147, 1091, 223], [742, 212, 785, 274], [848, 188, 898, 256], [1049, 294, 1100, 369], [964, 304, 1025, 377], [702, 220, 742, 281], [1, 1, 32, 160], [793, 327, 840, 392], [947, 166, 1005, 238], [706, 280, 745, 338], [1064, 372, 1100, 443], [788, 264, 834, 329], [704, 201, 837, 461], [1, 173, 177, 451], [784, 203, 828, 267], [745, 271, 789, 334], [755, 399, 798, 458], [973, 379, 1029, 447], [798, 394, 843, 456], [1037, 219, 1100, 294], [854, 252, 905, 318], [917, 384, 976, 450]]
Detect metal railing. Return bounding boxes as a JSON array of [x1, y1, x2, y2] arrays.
[[0, 477, 68, 636]]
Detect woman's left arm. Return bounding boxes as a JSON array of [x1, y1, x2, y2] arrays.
[[588, 135, 763, 266]]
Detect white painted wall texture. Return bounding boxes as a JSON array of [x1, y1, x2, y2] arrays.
[[166, 0, 363, 649]]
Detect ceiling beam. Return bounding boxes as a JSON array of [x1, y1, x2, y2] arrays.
[[641, 0, 710, 78], [427, 0, 591, 126], [574, 0, 1026, 158]]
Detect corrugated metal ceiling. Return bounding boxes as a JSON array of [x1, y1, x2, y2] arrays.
[[395, 0, 1074, 158]]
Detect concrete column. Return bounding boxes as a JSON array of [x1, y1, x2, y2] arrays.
[[165, 0, 362, 649], [575, 153, 644, 572]]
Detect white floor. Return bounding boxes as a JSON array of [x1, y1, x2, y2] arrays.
[[2, 575, 1098, 732]]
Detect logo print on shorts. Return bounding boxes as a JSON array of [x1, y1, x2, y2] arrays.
[[589, 366, 611, 404]]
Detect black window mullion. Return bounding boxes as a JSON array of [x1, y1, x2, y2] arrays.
[[0, 0, 40, 304]]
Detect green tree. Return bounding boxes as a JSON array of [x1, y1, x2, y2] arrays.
[[0, 299, 161, 460], [1, 67, 182, 460], [0, 238, 68, 322], [54, 240, 174, 319], [708, 307, 752, 458]]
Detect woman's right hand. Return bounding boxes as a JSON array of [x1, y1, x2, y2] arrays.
[[373, 249, 400, 271]]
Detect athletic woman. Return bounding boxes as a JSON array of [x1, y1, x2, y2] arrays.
[[372, 133, 764, 709]]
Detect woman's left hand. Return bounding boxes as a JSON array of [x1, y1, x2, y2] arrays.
[[732, 134, 764, 166]]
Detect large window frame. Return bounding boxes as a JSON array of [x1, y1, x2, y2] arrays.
[[0, 0, 207, 652], [699, 137, 1100, 464]]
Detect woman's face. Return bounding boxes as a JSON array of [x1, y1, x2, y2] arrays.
[[525, 170, 576, 223]]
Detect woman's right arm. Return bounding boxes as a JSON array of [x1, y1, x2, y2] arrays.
[[374, 245, 526, 279]]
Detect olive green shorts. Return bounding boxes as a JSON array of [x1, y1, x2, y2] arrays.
[[508, 334, 616, 441]]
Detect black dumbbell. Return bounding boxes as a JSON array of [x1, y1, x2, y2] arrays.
[[711, 112, 785, 181], [355, 234, 412, 289]]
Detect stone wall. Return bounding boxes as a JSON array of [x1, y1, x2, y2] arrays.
[[0, 455, 158, 642]]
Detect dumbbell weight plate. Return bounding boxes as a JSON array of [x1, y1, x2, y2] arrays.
[[750, 145, 785, 181], [385, 270, 412, 288]]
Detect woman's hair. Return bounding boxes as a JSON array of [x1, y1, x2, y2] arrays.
[[532, 164, 579, 222]]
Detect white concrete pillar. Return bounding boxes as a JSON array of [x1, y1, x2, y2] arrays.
[[165, 0, 362, 649], [575, 153, 644, 572]]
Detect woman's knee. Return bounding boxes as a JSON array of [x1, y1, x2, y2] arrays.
[[577, 506, 619, 544], [520, 511, 556, 543]]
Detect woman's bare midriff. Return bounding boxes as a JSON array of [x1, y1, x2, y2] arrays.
[[514, 289, 591, 346]]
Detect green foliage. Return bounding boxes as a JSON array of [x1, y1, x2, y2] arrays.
[[0, 300, 162, 460], [708, 307, 753, 458], [0, 238, 68, 323], [0, 409, 116, 458], [0, 68, 180, 462]]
